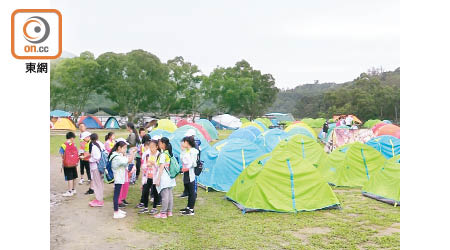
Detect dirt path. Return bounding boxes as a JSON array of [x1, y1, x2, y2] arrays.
[[50, 155, 159, 250]]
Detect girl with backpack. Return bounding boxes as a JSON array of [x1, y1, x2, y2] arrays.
[[60, 132, 79, 197], [153, 137, 176, 219], [88, 133, 106, 207], [109, 139, 136, 219], [179, 136, 199, 216], [105, 132, 116, 153], [119, 123, 139, 207]]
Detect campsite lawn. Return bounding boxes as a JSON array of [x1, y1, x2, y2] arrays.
[[50, 129, 400, 249]]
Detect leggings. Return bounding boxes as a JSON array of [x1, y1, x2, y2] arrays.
[[80, 160, 91, 180], [113, 184, 122, 211], [90, 168, 104, 201], [185, 181, 197, 209], [160, 187, 173, 214], [151, 184, 160, 208], [140, 178, 152, 208], [135, 157, 141, 178], [119, 182, 129, 203]]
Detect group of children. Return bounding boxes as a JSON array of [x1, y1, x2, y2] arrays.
[[59, 122, 199, 219]]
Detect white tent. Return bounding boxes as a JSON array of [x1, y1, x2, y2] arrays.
[[212, 114, 242, 129]]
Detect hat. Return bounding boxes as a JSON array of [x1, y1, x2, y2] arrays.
[[115, 138, 129, 145], [152, 135, 162, 141], [80, 131, 91, 140], [185, 129, 196, 137]]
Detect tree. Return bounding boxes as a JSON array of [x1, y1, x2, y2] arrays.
[[51, 51, 102, 122]]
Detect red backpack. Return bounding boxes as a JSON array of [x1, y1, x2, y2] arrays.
[[63, 142, 79, 167]]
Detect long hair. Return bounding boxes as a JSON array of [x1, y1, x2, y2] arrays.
[[108, 141, 127, 159], [105, 132, 114, 141], [160, 137, 173, 157], [182, 136, 196, 148], [89, 133, 100, 153], [127, 122, 139, 142]]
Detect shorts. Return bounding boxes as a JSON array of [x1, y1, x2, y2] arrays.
[[64, 167, 78, 181]]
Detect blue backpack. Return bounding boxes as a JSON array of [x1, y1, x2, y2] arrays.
[[104, 155, 117, 184], [97, 150, 109, 174]]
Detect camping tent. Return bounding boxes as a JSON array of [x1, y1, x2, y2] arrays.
[[183, 123, 212, 142], [255, 118, 272, 128], [78, 115, 103, 129], [265, 113, 295, 123], [226, 145, 340, 213], [197, 138, 265, 192], [195, 119, 219, 140], [254, 128, 290, 153], [312, 118, 326, 128], [241, 122, 264, 133], [300, 118, 315, 127], [363, 119, 382, 128], [382, 120, 393, 124], [372, 122, 388, 133], [212, 114, 242, 130], [284, 123, 317, 138], [228, 127, 259, 142], [149, 129, 172, 139], [176, 119, 189, 128], [366, 135, 400, 159], [104, 117, 120, 129], [167, 125, 211, 160], [50, 110, 71, 117], [253, 120, 268, 131], [375, 124, 400, 139], [156, 119, 177, 132], [317, 142, 386, 187], [52, 117, 76, 131], [281, 134, 328, 167], [240, 117, 250, 124], [286, 126, 315, 139], [362, 155, 400, 206]]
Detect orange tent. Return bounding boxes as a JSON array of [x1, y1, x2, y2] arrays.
[[376, 124, 400, 139]]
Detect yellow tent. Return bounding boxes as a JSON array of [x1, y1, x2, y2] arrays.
[[156, 119, 177, 132], [241, 122, 264, 132], [284, 123, 317, 138], [52, 118, 76, 131]]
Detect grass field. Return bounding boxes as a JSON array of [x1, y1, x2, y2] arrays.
[[50, 129, 399, 250]]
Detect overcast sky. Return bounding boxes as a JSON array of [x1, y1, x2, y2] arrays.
[[51, 0, 399, 89]]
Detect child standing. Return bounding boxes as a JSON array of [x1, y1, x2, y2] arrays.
[[88, 133, 105, 207], [60, 132, 79, 197], [154, 137, 176, 219], [105, 132, 115, 153], [137, 140, 160, 214], [78, 123, 91, 185], [109, 139, 136, 219], [179, 136, 199, 216]]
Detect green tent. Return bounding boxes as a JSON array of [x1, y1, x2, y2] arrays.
[[240, 117, 250, 124], [226, 146, 340, 213], [255, 117, 272, 128], [363, 119, 382, 128], [362, 155, 400, 206], [313, 118, 326, 128], [301, 118, 315, 127], [195, 119, 219, 140], [317, 142, 386, 187], [281, 134, 328, 167]]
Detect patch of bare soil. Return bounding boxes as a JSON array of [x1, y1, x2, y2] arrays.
[[290, 227, 331, 245], [50, 155, 161, 250], [375, 223, 400, 237]]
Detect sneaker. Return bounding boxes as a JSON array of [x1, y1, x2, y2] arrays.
[[84, 189, 94, 195], [118, 203, 126, 208], [89, 200, 98, 206], [122, 200, 129, 205], [113, 212, 126, 219], [90, 200, 104, 207], [62, 190, 73, 197], [138, 208, 149, 214], [79, 178, 84, 185], [149, 208, 158, 215], [179, 193, 188, 198], [119, 209, 127, 215], [157, 203, 162, 207], [154, 213, 167, 219], [135, 203, 145, 209], [167, 212, 173, 217], [181, 209, 195, 216], [179, 207, 189, 213], [72, 189, 77, 194]]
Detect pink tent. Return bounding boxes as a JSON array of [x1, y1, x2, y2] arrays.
[[186, 123, 212, 142], [372, 122, 388, 134], [376, 124, 400, 139], [177, 119, 189, 128]]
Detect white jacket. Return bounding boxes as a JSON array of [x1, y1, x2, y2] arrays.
[[180, 147, 199, 183], [110, 151, 129, 184]]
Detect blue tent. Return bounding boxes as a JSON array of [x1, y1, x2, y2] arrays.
[[255, 128, 290, 153], [79, 115, 103, 129], [366, 135, 400, 159], [50, 110, 71, 117], [254, 120, 268, 131], [104, 117, 120, 129], [167, 125, 211, 161], [286, 126, 315, 139], [198, 138, 265, 192], [149, 129, 172, 139], [271, 119, 278, 126], [383, 120, 393, 124], [228, 127, 259, 142], [318, 123, 336, 141], [195, 119, 219, 140]]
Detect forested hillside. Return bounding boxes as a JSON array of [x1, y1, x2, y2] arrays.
[[269, 68, 400, 123]]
